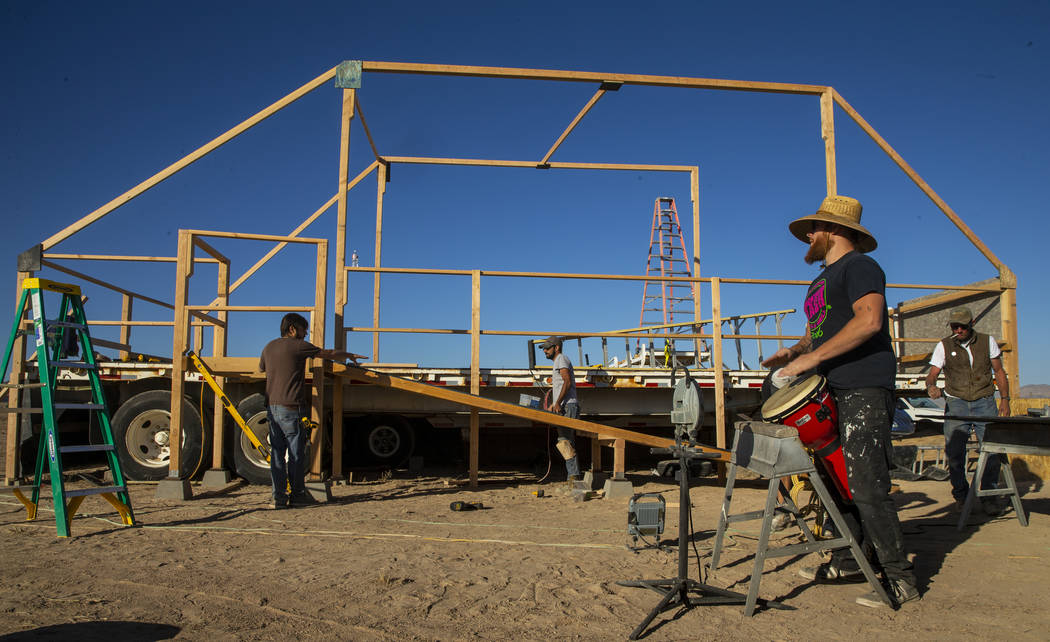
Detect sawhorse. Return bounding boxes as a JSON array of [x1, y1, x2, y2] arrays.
[[710, 421, 892, 615]]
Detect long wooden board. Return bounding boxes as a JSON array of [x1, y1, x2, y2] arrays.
[[334, 363, 729, 461]]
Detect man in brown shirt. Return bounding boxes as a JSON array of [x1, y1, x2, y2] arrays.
[[259, 313, 364, 508]]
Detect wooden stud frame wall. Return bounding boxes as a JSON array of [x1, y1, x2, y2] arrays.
[[6, 60, 1018, 486]]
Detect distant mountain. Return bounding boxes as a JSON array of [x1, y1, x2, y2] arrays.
[[1020, 384, 1050, 398]]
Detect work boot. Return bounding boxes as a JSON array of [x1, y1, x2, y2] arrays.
[[984, 497, 1011, 517], [270, 498, 288, 510], [855, 579, 920, 608], [798, 561, 864, 583]]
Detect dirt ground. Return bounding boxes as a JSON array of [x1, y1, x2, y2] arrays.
[[1, 459, 1048, 642]]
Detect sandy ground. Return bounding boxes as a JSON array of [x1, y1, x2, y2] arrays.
[[1, 463, 1048, 641]]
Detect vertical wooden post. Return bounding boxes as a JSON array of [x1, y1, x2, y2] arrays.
[[211, 259, 229, 471], [821, 89, 837, 196], [4, 272, 30, 483], [999, 266, 1020, 396], [613, 438, 625, 479], [309, 240, 329, 479], [469, 270, 481, 487], [332, 88, 355, 481], [690, 168, 703, 360], [168, 231, 193, 478], [711, 277, 726, 452], [591, 437, 601, 474], [119, 294, 133, 360], [372, 162, 387, 362]]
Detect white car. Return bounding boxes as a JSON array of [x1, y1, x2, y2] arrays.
[[896, 397, 945, 428]]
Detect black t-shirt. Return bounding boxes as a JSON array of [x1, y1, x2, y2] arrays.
[[803, 251, 895, 390]]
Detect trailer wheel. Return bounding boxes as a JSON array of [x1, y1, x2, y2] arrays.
[[231, 394, 272, 485], [111, 389, 205, 481], [357, 415, 415, 466]]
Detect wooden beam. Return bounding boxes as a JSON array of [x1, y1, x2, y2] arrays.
[[354, 95, 381, 161], [690, 168, 703, 362], [5, 272, 29, 482], [119, 294, 133, 360], [821, 89, 836, 196], [832, 89, 1004, 269], [470, 270, 481, 487], [43, 254, 219, 263], [41, 66, 339, 250], [1000, 267, 1020, 396], [210, 258, 229, 472], [385, 156, 694, 172], [540, 87, 607, 164], [336, 364, 728, 459], [168, 231, 193, 478], [334, 89, 355, 352], [360, 61, 828, 96], [372, 163, 387, 361], [41, 259, 173, 309], [309, 240, 329, 480], [711, 278, 726, 451]]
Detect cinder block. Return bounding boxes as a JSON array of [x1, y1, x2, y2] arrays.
[[602, 477, 634, 500], [582, 471, 607, 490], [155, 478, 192, 500], [305, 480, 332, 503], [201, 469, 232, 488]]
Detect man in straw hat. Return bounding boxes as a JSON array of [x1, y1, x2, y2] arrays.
[[538, 336, 581, 482], [762, 195, 918, 608], [925, 306, 1011, 515]]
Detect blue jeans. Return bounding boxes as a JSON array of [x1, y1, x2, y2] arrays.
[[267, 405, 307, 503], [944, 395, 1002, 501], [557, 400, 580, 478]]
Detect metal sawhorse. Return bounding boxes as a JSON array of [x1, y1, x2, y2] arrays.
[[957, 416, 1050, 529], [710, 421, 892, 614]]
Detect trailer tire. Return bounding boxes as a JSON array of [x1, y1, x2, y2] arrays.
[[232, 394, 272, 485], [111, 389, 205, 481], [356, 414, 415, 467]]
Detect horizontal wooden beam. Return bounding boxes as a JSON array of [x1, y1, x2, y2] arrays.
[[383, 156, 694, 172], [43, 254, 219, 264], [360, 61, 827, 96], [181, 230, 327, 244]]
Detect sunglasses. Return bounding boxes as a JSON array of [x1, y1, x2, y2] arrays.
[[949, 323, 969, 330]]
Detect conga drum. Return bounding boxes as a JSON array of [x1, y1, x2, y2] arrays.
[[761, 374, 852, 500]]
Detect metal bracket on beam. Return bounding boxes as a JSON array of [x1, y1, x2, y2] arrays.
[[599, 81, 623, 91], [335, 61, 362, 89], [535, 163, 551, 170]]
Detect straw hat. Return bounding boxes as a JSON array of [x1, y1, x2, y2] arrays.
[[788, 195, 877, 253]]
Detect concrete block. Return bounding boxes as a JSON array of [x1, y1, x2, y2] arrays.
[[155, 478, 193, 500], [582, 471, 607, 490], [201, 469, 232, 488], [602, 477, 634, 500], [304, 480, 332, 503]]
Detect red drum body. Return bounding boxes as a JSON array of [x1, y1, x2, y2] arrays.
[[761, 374, 852, 500]]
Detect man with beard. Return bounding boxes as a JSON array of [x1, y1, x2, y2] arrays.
[[761, 195, 918, 607], [539, 336, 581, 482], [925, 306, 1011, 515]]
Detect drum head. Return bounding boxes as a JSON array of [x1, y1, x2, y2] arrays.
[[761, 374, 826, 421]]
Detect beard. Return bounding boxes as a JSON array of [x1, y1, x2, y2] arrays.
[[804, 232, 833, 265]]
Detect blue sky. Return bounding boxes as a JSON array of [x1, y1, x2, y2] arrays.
[[3, 1, 1048, 384]]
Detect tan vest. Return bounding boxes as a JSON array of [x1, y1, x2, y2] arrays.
[[941, 332, 995, 401]]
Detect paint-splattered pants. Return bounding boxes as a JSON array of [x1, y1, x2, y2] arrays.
[[828, 387, 916, 586]]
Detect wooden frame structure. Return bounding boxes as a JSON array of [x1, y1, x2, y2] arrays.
[[6, 60, 1018, 487]]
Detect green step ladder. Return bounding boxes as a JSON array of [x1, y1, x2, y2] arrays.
[[1, 278, 135, 537]]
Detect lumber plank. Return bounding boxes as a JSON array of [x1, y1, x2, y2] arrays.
[[335, 363, 729, 461]]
